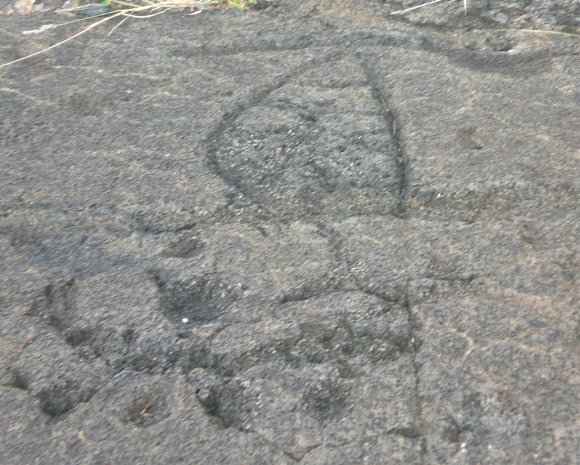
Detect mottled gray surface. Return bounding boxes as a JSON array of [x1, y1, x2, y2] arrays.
[[0, 1, 578, 464], [385, 0, 579, 32]]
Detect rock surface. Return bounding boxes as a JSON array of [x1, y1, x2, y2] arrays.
[[385, 0, 579, 32], [0, 1, 578, 464]]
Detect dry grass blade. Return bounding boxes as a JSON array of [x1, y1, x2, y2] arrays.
[[390, 0, 447, 16], [0, 13, 119, 69], [391, 0, 468, 16], [0, 0, 256, 69]]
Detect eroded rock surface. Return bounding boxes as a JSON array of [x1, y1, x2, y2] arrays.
[[0, 1, 578, 464]]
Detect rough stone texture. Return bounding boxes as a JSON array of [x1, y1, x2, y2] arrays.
[[0, 1, 578, 464], [383, 0, 579, 32]]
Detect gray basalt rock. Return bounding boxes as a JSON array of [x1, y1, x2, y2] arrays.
[[0, 1, 577, 463]]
